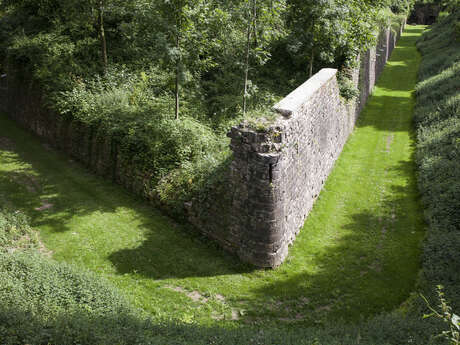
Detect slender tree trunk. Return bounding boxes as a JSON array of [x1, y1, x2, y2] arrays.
[[175, 39, 180, 121], [98, 0, 108, 74], [243, 1, 254, 117], [309, 47, 314, 78], [175, 72, 180, 120], [252, 0, 258, 46], [175, 5, 182, 121]]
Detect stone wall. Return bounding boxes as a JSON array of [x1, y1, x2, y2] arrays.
[[224, 23, 404, 267], [0, 22, 405, 268], [0, 75, 158, 204]]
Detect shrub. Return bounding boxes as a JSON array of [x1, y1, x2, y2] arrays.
[[0, 250, 162, 345], [50, 67, 230, 217], [0, 207, 39, 251], [337, 71, 359, 101]]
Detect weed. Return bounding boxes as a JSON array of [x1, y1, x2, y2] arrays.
[[421, 286, 460, 345]]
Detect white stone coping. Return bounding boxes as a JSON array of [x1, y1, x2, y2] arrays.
[[273, 68, 338, 117]]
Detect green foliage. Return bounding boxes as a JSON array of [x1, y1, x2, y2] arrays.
[[418, 0, 460, 12], [407, 0, 456, 24], [1, 0, 407, 122], [0, 251, 132, 318], [51, 66, 227, 213], [337, 70, 359, 101], [0, 207, 39, 251], [391, 0, 415, 14], [7, 32, 88, 92], [456, 19, 460, 41], [422, 286, 460, 345], [52, 67, 172, 122], [414, 11, 460, 311]]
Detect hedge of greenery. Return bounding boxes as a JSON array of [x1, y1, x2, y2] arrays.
[[414, 9, 460, 311]]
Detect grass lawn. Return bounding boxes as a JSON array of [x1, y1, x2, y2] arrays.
[[0, 25, 426, 328]]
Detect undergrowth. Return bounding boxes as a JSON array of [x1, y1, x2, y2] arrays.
[[0, 207, 39, 251]]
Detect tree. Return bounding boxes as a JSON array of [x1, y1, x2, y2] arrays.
[[286, 0, 384, 78], [134, 0, 216, 120], [287, 0, 341, 78], [97, 0, 108, 73], [240, 0, 286, 116]]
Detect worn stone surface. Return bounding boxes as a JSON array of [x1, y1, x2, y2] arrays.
[[0, 23, 404, 268]]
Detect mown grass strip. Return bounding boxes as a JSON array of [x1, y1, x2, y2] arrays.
[[0, 25, 426, 327]]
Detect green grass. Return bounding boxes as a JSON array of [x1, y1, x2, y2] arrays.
[[0, 25, 426, 328], [414, 11, 460, 310]]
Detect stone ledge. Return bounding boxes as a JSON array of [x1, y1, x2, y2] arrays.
[[273, 68, 338, 118]]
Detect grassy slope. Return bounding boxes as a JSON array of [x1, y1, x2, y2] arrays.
[[0, 25, 425, 328], [414, 12, 460, 309]]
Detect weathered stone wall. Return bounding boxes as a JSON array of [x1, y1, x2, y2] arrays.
[[0, 22, 405, 268], [0, 75, 159, 204], [224, 23, 405, 267]]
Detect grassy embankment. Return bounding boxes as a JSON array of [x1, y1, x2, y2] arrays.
[[414, 10, 460, 309], [0, 25, 426, 328]]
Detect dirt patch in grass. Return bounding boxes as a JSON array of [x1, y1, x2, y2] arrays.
[[5, 231, 53, 257], [231, 309, 240, 320], [37, 237, 53, 256], [385, 134, 395, 153], [215, 294, 226, 302], [165, 285, 209, 303], [35, 201, 54, 211]]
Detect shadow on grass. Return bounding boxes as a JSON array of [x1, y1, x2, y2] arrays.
[[244, 25, 426, 321], [355, 26, 424, 133], [249, 154, 424, 323], [0, 115, 252, 279], [0, 304, 439, 345], [357, 95, 413, 130]]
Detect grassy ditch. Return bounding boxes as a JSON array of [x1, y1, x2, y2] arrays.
[[0, 204, 441, 344], [0, 25, 427, 329]]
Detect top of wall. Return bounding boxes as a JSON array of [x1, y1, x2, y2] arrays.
[[273, 68, 338, 118]]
